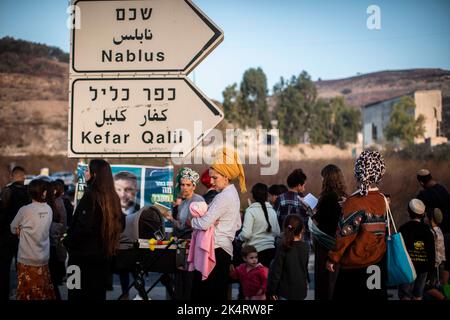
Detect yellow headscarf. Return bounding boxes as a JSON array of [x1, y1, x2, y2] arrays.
[[211, 148, 247, 193]]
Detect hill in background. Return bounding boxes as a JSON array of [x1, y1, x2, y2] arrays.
[[1, 37, 449, 155]]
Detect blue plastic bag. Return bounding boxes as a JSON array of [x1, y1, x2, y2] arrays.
[[386, 232, 417, 286], [385, 196, 417, 286]]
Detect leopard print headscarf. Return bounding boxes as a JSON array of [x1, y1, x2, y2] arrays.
[[354, 150, 386, 196], [174, 167, 200, 197]]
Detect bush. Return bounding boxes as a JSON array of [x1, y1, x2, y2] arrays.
[[385, 143, 450, 162]]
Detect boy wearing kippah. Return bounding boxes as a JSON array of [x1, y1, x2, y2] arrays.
[[426, 208, 446, 287], [398, 199, 435, 300]]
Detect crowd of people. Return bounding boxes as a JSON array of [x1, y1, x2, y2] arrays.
[[0, 148, 449, 301]]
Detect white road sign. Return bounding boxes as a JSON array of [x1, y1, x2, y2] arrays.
[[71, 0, 223, 74], [68, 77, 224, 157]]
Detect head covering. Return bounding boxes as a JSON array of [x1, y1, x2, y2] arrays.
[[200, 169, 213, 189], [417, 169, 430, 177], [189, 201, 208, 218], [211, 148, 247, 193], [409, 199, 425, 216], [174, 167, 200, 197], [431, 208, 443, 224], [354, 150, 386, 196]]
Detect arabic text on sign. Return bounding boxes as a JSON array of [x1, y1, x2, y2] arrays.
[[95, 109, 127, 128], [113, 28, 153, 45]]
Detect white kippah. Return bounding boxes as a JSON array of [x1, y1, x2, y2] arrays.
[[409, 199, 425, 215]]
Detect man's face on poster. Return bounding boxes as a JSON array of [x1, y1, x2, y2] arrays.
[[115, 178, 137, 212]]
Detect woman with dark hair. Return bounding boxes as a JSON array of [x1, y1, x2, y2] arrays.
[[312, 164, 347, 300], [65, 159, 124, 300], [326, 150, 388, 300], [239, 183, 280, 267], [267, 214, 309, 300]]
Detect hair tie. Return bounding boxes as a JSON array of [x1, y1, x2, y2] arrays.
[[287, 224, 293, 230]]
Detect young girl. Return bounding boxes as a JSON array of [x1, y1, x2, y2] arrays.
[[239, 183, 280, 268], [10, 178, 55, 300], [267, 214, 309, 300], [230, 245, 268, 300]]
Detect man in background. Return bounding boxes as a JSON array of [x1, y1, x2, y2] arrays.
[[0, 166, 31, 300], [416, 169, 450, 285]]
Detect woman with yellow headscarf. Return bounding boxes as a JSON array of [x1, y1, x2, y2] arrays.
[[189, 148, 246, 301]]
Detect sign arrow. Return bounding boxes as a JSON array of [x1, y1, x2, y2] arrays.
[[71, 0, 223, 74], [68, 77, 224, 157]]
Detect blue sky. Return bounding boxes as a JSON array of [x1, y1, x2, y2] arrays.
[[1, 0, 449, 101]]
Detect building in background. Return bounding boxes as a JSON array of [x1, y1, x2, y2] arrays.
[[362, 90, 447, 148]]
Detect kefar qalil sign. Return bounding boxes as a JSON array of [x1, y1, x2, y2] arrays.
[[69, 0, 224, 158], [68, 77, 224, 157], [71, 0, 223, 74]]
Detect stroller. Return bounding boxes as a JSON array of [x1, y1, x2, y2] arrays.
[[114, 206, 189, 300]]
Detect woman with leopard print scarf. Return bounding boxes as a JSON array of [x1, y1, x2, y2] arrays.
[[326, 150, 388, 300]]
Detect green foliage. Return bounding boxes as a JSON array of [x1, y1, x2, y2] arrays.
[[0, 36, 68, 61], [222, 83, 241, 125], [222, 67, 269, 128], [385, 143, 450, 162], [274, 73, 314, 144], [0, 36, 69, 75], [331, 97, 362, 148], [274, 72, 361, 147], [240, 67, 269, 128], [384, 96, 426, 145], [222, 69, 361, 147]]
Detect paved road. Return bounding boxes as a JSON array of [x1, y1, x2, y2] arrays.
[[8, 253, 398, 300]]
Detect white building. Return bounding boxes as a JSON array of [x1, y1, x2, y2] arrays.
[[362, 90, 447, 148]]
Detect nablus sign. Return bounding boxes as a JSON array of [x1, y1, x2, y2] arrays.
[[68, 0, 224, 158]]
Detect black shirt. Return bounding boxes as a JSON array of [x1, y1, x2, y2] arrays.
[[313, 191, 342, 237], [399, 220, 435, 273], [64, 190, 125, 258], [0, 182, 31, 247], [267, 239, 309, 300], [417, 183, 450, 233]]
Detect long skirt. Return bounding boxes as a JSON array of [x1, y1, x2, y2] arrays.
[[67, 255, 109, 301], [191, 248, 231, 301], [314, 242, 339, 300], [16, 262, 56, 300], [332, 255, 387, 300]]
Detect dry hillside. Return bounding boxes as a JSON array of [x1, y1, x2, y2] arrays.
[[1, 38, 450, 156]]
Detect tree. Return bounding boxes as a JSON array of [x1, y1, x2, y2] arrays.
[[222, 83, 241, 125], [330, 97, 362, 148], [384, 96, 426, 145], [274, 71, 323, 145], [240, 67, 270, 128], [309, 99, 333, 144], [275, 84, 306, 145], [309, 97, 361, 147]]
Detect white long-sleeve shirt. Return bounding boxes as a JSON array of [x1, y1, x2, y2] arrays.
[[10, 202, 53, 266], [239, 202, 281, 252], [191, 184, 241, 257]]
